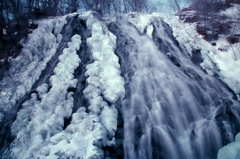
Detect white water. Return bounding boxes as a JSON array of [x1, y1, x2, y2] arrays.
[[115, 19, 238, 159]]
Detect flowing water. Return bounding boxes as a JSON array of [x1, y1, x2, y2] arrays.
[[109, 18, 240, 159]]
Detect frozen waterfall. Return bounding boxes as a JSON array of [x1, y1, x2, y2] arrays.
[[0, 12, 240, 159]]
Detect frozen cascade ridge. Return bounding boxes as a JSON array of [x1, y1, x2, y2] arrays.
[[0, 12, 240, 159]]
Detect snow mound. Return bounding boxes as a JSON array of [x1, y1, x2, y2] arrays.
[[218, 132, 240, 159], [34, 108, 107, 159], [86, 18, 125, 104]]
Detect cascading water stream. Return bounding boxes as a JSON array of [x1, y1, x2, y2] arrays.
[[109, 18, 240, 159]]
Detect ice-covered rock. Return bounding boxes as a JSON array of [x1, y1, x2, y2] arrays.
[[0, 15, 68, 122], [218, 132, 240, 159], [7, 33, 82, 159]]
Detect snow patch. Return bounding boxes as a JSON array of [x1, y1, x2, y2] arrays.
[[220, 4, 240, 18], [146, 24, 154, 38], [218, 132, 240, 159], [126, 12, 162, 34]]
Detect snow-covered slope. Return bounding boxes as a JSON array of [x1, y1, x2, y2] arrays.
[[165, 10, 240, 99], [172, 3, 240, 98], [0, 10, 240, 159]]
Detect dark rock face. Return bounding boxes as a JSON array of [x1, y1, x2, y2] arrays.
[[191, 49, 203, 65], [226, 0, 240, 4]]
